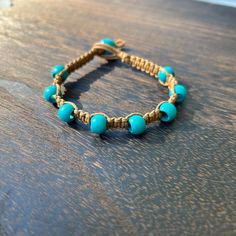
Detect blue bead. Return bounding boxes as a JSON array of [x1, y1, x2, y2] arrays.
[[100, 38, 116, 47], [164, 66, 175, 75], [128, 114, 146, 135], [43, 85, 57, 104], [100, 38, 117, 56], [90, 114, 107, 134], [51, 65, 69, 82], [169, 84, 187, 103], [58, 103, 75, 123], [158, 66, 175, 83], [159, 102, 177, 122]]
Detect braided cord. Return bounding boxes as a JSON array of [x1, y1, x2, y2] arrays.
[[53, 39, 178, 128]]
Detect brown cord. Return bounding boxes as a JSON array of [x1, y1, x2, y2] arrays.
[[52, 39, 178, 129]]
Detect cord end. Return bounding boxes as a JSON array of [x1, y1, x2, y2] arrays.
[[115, 39, 125, 48]]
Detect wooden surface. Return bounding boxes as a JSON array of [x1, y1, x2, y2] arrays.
[[0, 0, 236, 235]]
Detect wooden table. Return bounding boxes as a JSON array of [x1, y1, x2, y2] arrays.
[[0, 0, 235, 235]]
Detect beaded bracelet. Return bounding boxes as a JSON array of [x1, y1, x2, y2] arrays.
[[43, 38, 187, 135]]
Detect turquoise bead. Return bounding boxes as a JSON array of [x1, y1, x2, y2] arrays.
[[100, 38, 116, 55], [169, 84, 187, 103], [90, 114, 107, 134], [51, 65, 69, 82], [158, 66, 175, 83], [164, 66, 175, 75], [128, 114, 146, 135], [100, 38, 116, 47], [43, 85, 57, 104], [58, 103, 75, 123], [159, 102, 177, 122]]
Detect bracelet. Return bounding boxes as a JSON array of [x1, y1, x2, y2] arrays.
[[43, 38, 187, 135]]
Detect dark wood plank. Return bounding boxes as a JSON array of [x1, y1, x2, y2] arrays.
[[0, 0, 235, 235]]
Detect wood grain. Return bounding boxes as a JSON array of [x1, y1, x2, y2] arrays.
[[0, 0, 235, 235]]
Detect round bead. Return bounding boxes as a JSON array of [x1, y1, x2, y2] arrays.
[[169, 84, 187, 103], [100, 38, 116, 47], [43, 85, 57, 104], [51, 65, 69, 82], [158, 66, 175, 83], [159, 102, 177, 122], [128, 114, 146, 135], [58, 103, 75, 123], [90, 114, 107, 134], [164, 66, 175, 75]]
